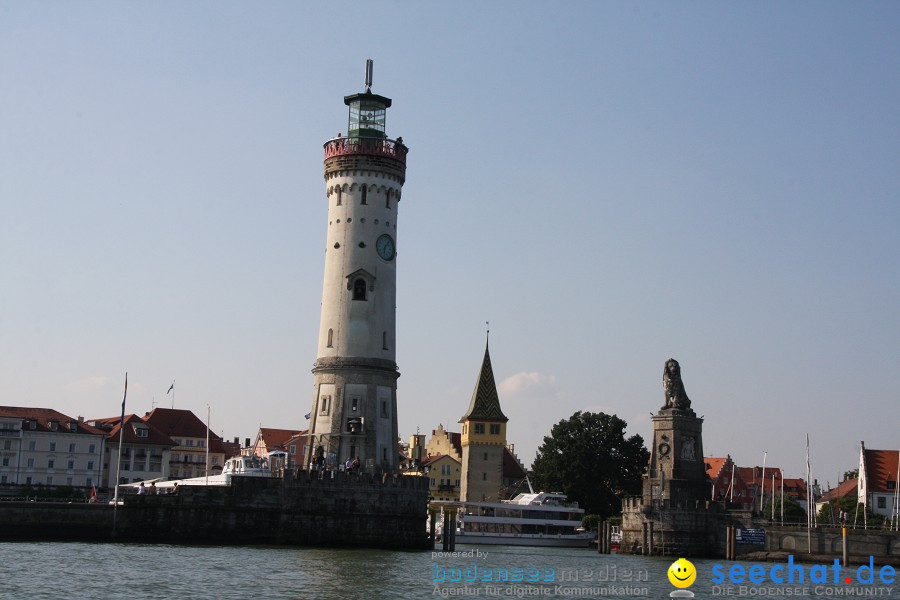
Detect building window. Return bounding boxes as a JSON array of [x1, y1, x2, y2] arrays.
[[49, 442, 56, 452], [336, 187, 342, 206], [136, 428, 148, 438], [289, 445, 296, 454], [67, 460, 74, 469], [483, 452, 488, 461], [353, 278, 367, 301], [320, 395, 331, 416], [888, 480, 897, 491], [382, 331, 388, 350], [361, 185, 367, 205], [86, 477, 92, 487], [878, 497, 886, 509], [1, 458, 8, 467], [27, 458, 34, 468], [2, 441, 9, 450], [386, 189, 392, 209], [89, 444, 95, 453], [69, 443, 76, 453], [381, 400, 388, 418], [25, 477, 32, 485], [482, 472, 487, 481], [47, 459, 55, 469], [351, 397, 359, 412], [490, 424, 501, 435], [47, 476, 53, 485], [87, 461, 94, 470], [474, 424, 485, 435], [28, 441, 35, 451], [327, 328, 334, 348], [1, 476, 6, 484]]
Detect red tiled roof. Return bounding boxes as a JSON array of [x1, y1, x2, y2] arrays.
[[143, 408, 221, 441], [737, 466, 785, 486], [864, 448, 899, 494], [91, 414, 176, 446], [0, 406, 106, 435], [258, 427, 304, 451], [705, 457, 729, 479], [820, 478, 858, 502]]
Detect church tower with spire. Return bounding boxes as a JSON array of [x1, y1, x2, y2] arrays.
[[459, 335, 508, 502]]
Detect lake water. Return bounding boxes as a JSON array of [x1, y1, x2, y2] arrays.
[[1, 542, 889, 599]]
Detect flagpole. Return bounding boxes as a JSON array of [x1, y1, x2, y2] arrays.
[[168, 380, 175, 409], [730, 462, 735, 503], [113, 373, 127, 535], [806, 434, 812, 552], [760, 451, 767, 511], [771, 472, 776, 521], [780, 469, 784, 525], [205, 404, 210, 486]]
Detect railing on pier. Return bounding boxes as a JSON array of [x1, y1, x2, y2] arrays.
[[323, 137, 407, 164]]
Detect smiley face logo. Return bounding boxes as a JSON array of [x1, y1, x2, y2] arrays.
[[668, 558, 696, 588]]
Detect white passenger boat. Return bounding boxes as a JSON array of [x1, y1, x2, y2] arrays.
[[124, 455, 273, 492], [455, 492, 593, 547]]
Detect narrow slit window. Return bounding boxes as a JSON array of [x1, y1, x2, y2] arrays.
[[327, 328, 334, 348], [386, 190, 391, 209], [336, 188, 342, 206], [382, 331, 388, 350], [361, 185, 367, 205]]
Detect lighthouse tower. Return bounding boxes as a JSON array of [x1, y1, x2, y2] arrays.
[[307, 61, 408, 473]]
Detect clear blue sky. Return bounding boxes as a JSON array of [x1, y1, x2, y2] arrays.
[[1, 2, 897, 486]]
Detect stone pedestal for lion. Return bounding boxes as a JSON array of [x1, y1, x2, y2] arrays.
[[621, 359, 739, 557]]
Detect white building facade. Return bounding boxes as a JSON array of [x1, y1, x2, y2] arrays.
[[0, 407, 105, 489]]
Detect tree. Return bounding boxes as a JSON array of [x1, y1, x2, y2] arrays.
[[762, 494, 807, 524], [531, 411, 649, 519], [816, 497, 884, 528]]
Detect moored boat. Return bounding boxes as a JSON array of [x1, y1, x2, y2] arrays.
[[455, 491, 593, 547]]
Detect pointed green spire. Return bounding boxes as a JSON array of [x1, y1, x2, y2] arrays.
[[461, 337, 508, 422]]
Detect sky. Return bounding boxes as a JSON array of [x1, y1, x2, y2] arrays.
[[1, 2, 898, 488]]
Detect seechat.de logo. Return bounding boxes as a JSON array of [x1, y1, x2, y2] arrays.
[[668, 558, 696, 598]]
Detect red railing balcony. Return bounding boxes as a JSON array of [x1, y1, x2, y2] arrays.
[[323, 137, 407, 164]]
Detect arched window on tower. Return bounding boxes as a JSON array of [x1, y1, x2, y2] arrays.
[[353, 278, 367, 301], [361, 185, 368, 205], [336, 188, 342, 206], [386, 189, 392, 209], [382, 331, 388, 350], [327, 328, 334, 348]]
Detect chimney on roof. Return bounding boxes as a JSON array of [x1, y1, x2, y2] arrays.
[[78, 416, 84, 423], [233, 437, 239, 444], [245, 438, 251, 448]]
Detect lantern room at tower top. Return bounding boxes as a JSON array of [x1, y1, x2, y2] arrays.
[[344, 91, 392, 139], [324, 60, 407, 166]]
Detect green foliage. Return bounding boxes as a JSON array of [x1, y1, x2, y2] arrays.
[[762, 494, 807, 524], [531, 411, 649, 519], [582, 514, 602, 531], [816, 498, 884, 527], [842, 469, 859, 481]]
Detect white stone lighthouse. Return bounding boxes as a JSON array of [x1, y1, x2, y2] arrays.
[[307, 61, 408, 473]]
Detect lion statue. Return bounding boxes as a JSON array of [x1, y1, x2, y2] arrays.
[[662, 358, 691, 410]]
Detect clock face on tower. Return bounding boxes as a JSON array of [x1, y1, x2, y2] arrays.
[[376, 234, 395, 261]]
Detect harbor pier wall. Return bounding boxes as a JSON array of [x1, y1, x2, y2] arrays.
[[0, 472, 430, 549]]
